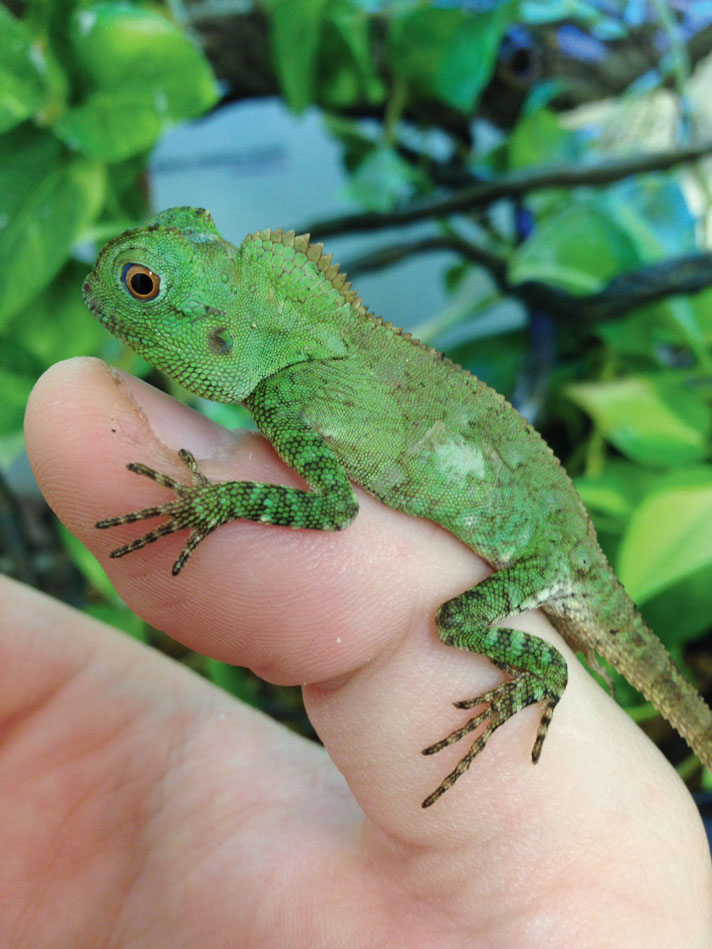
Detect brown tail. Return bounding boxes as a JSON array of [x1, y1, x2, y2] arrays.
[[598, 598, 712, 771]]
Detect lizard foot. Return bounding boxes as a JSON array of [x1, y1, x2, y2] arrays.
[[96, 449, 213, 575], [420, 677, 558, 808]]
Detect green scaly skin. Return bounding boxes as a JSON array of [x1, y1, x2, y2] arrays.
[[83, 206, 712, 808]]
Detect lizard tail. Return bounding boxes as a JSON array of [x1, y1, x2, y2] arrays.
[[597, 591, 712, 772]]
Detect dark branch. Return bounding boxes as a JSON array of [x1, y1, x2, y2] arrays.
[[346, 235, 508, 285], [346, 238, 712, 324], [573, 252, 712, 321], [304, 140, 712, 238]]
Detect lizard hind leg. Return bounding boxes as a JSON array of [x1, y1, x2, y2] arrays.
[[422, 566, 568, 808]]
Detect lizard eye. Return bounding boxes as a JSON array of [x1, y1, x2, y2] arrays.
[[122, 263, 161, 300]]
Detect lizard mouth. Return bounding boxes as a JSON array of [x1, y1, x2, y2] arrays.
[[82, 274, 149, 348], [82, 275, 114, 331]]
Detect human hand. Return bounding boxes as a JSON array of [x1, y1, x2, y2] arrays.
[[7, 356, 710, 945]]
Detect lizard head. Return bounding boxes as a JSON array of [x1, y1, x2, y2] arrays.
[[83, 207, 252, 402], [85, 206, 352, 404]]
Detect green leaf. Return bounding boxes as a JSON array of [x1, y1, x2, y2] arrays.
[[618, 467, 712, 611], [197, 399, 253, 432], [0, 335, 44, 435], [596, 300, 679, 359], [0, 259, 109, 435], [59, 523, 117, 602], [574, 463, 664, 569], [0, 152, 105, 325], [12, 260, 108, 363], [70, 1, 218, 108], [60, 525, 148, 641], [509, 201, 640, 293], [452, 330, 525, 399], [575, 475, 631, 523], [0, 123, 61, 216], [508, 108, 579, 169], [575, 462, 659, 525], [266, 0, 331, 112], [389, 3, 516, 113], [85, 602, 148, 641], [317, 3, 385, 108], [604, 177, 697, 259], [597, 178, 710, 365], [344, 144, 426, 212], [640, 560, 712, 646], [323, 114, 378, 172], [205, 660, 261, 705], [55, 1, 219, 157], [55, 90, 164, 161], [566, 374, 709, 467], [0, 6, 49, 132]]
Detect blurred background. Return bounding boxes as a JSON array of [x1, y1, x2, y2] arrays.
[[2, 0, 712, 806]]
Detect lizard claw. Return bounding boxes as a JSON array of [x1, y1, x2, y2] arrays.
[[96, 450, 212, 572], [105, 515, 186, 558], [420, 677, 560, 808]]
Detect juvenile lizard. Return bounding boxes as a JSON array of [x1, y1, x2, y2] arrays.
[[83, 206, 712, 807]]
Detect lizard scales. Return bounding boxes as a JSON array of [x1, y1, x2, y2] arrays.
[[83, 206, 712, 807]]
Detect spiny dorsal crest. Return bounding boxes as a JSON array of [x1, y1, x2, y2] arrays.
[[245, 227, 464, 372], [247, 227, 367, 318]]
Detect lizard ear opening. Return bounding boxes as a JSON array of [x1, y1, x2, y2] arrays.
[[122, 263, 161, 300], [208, 326, 234, 355]]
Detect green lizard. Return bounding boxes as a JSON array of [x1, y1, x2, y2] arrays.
[[83, 206, 712, 808]]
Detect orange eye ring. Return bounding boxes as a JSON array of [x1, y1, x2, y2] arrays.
[[122, 263, 161, 300]]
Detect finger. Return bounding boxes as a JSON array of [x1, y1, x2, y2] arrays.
[[0, 574, 361, 945], [26, 357, 479, 685]]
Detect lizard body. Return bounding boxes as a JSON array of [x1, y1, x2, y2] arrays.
[[83, 206, 712, 807]]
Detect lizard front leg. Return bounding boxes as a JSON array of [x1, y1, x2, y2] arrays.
[[96, 392, 359, 576], [422, 565, 568, 807]]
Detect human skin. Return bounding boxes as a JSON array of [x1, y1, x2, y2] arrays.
[[3, 354, 710, 946]]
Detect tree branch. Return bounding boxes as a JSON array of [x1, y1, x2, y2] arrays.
[[572, 252, 712, 321], [346, 235, 508, 284], [346, 238, 712, 324], [304, 139, 712, 238]]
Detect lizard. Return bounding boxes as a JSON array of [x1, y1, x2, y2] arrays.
[[82, 205, 712, 808]]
